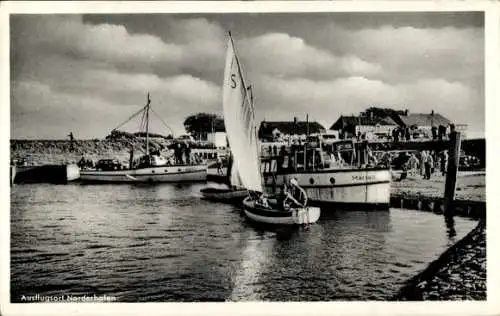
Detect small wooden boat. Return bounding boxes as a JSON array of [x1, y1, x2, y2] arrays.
[[242, 196, 320, 225], [200, 187, 248, 203], [201, 153, 247, 203], [221, 32, 320, 225]]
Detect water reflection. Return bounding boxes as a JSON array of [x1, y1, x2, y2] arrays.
[[229, 229, 275, 301]]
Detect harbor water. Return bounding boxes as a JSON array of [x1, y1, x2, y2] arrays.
[[10, 183, 477, 302]]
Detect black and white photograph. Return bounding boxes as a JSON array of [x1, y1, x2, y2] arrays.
[[1, 1, 498, 315]]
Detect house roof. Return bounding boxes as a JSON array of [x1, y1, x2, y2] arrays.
[[329, 115, 398, 130], [258, 121, 326, 137], [398, 113, 451, 127]]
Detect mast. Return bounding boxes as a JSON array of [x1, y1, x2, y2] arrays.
[[146, 93, 150, 155], [305, 114, 309, 170]]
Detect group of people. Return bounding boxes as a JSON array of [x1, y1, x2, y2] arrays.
[[77, 157, 95, 169], [392, 123, 455, 143], [404, 150, 449, 180], [173, 142, 192, 165], [391, 127, 412, 142]]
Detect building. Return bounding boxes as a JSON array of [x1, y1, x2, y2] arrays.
[[206, 119, 227, 148], [207, 132, 227, 148], [329, 115, 398, 140], [397, 110, 450, 129], [397, 110, 467, 138], [258, 119, 326, 142]]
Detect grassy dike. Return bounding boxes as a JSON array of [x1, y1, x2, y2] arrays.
[[10, 139, 170, 165]]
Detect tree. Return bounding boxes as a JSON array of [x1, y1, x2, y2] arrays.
[[183, 113, 224, 140]]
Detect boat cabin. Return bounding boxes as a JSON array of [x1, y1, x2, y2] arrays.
[[131, 154, 169, 169], [260, 140, 358, 175]]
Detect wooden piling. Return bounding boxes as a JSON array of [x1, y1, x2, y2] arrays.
[[10, 165, 16, 186], [444, 131, 461, 217]]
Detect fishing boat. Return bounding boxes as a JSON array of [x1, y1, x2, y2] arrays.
[[80, 94, 208, 183], [223, 32, 320, 225], [260, 138, 391, 210]]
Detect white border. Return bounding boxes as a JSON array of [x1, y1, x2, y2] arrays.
[[1, 1, 499, 316]]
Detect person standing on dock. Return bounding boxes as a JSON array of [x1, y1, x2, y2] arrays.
[[68, 132, 75, 151], [431, 125, 438, 140], [440, 150, 449, 176], [405, 127, 411, 141], [407, 153, 419, 176], [424, 151, 434, 180], [420, 150, 427, 176], [392, 128, 399, 143], [438, 124, 446, 141]]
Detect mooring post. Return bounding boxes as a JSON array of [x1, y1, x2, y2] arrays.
[[444, 131, 461, 217], [10, 165, 16, 186]]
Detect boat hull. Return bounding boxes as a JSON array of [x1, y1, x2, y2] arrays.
[[80, 164, 207, 183], [200, 187, 248, 204], [262, 167, 391, 210], [12, 164, 80, 184], [242, 197, 321, 225]]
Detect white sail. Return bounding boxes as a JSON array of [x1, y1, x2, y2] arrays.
[[229, 157, 244, 188], [223, 36, 263, 193]]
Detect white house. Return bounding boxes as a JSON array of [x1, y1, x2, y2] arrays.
[[207, 131, 227, 148]]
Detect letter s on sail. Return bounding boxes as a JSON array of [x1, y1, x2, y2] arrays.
[[230, 74, 237, 88]]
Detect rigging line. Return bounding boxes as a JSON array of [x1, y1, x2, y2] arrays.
[[111, 104, 147, 132], [138, 106, 146, 134], [150, 107, 175, 136], [140, 106, 147, 134]]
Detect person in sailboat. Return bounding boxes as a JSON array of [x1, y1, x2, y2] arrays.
[[283, 178, 308, 210], [256, 193, 270, 208]]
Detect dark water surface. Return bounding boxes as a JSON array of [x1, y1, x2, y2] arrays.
[[10, 183, 476, 302]]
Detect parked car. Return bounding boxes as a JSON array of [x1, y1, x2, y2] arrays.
[[459, 150, 480, 169], [95, 159, 123, 171]]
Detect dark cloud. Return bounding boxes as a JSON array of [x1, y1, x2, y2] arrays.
[[11, 12, 484, 139]]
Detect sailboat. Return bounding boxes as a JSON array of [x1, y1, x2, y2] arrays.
[[223, 33, 320, 225], [80, 94, 208, 183], [200, 152, 248, 203]]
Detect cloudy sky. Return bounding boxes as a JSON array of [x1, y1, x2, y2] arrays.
[[10, 11, 484, 139]]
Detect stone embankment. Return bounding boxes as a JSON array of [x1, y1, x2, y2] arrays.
[[394, 219, 486, 300]]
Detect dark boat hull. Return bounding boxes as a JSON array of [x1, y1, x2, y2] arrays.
[[200, 187, 248, 204]]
